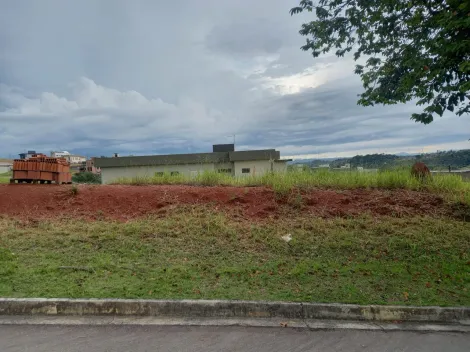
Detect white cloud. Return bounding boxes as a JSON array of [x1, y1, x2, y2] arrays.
[[256, 60, 350, 95], [0, 78, 239, 154]]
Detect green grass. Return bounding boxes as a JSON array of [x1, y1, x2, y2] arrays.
[[0, 172, 11, 184], [112, 169, 470, 204], [1, 207, 469, 306]]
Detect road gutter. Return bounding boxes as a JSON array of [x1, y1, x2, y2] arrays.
[[0, 298, 468, 332]]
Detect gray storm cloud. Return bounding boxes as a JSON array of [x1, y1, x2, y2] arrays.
[[0, 0, 468, 158]]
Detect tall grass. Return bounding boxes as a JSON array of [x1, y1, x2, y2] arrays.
[[112, 169, 470, 202], [0, 171, 11, 184]]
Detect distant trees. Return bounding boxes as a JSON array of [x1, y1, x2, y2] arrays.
[[420, 149, 470, 169], [350, 154, 400, 169], [312, 150, 470, 170], [327, 154, 400, 169]]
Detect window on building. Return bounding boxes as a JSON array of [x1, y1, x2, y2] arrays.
[[171, 171, 180, 176], [242, 168, 250, 174], [218, 168, 232, 173], [155, 172, 164, 177]]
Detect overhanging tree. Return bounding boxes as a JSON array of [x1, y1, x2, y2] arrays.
[[290, 0, 470, 124]]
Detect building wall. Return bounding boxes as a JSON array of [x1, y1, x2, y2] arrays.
[[101, 160, 289, 184], [85, 159, 101, 174], [432, 171, 470, 181], [101, 163, 216, 184], [66, 155, 86, 164], [233, 160, 274, 177], [273, 161, 288, 173], [214, 162, 234, 176], [459, 172, 470, 181]]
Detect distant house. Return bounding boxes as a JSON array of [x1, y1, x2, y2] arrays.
[[18, 150, 38, 160], [64, 154, 86, 164], [94, 144, 289, 184], [50, 151, 71, 158], [50, 151, 86, 164], [79, 157, 101, 174]]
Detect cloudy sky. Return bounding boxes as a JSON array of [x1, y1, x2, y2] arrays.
[[0, 0, 468, 160]]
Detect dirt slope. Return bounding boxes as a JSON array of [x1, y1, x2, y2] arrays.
[[0, 184, 453, 221]]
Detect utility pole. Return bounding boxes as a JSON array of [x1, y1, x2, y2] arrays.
[[226, 135, 236, 146]]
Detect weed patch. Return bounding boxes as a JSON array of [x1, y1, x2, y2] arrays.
[[112, 169, 470, 205]]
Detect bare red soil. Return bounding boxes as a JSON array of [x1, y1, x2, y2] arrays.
[[0, 184, 454, 221]]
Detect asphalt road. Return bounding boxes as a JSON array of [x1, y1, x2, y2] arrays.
[[0, 325, 468, 352]]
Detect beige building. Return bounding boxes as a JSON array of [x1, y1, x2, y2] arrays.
[[50, 151, 86, 164], [65, 154, 86, 164], [95, 144, 289, 184]]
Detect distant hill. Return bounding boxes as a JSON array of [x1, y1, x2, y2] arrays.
[[293, 149, 470, 171], [395, 152, 418, 157], [416, 149, 470, 170], [330, 154, 406, 169], [338, 150, 470, 170], [290, 158, 338, 165], [0, 158, 12, 163]]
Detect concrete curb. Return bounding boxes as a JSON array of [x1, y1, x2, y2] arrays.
[[0, 299, 469, 326], [1, 316, 470, 332]]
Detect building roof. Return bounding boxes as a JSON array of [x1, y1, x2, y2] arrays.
[[94, 149, 283, 168], [229, 150, 280, 162]]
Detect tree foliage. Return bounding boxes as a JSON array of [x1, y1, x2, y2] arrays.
[[291, 0, 470, 124], [72, 172, 101, 184]]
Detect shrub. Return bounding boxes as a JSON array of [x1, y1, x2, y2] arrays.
[[72, 172, 102, 184]]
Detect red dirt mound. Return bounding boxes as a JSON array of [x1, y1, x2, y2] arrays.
[[0, 184, 453, 221]]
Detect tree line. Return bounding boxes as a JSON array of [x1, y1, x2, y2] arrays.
[[313, 149, 470, 170]]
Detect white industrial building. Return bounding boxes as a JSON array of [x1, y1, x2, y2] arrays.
[[51, 151, 71, 158], [95, 144, 289, 184]]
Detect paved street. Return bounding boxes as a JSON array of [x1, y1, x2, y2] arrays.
[[0, 325, 468, 352]]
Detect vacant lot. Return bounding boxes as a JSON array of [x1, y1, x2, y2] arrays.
[[0, 184, 468, 221], [0, 184, 469, 306]]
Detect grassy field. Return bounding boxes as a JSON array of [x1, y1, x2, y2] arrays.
[[113, 169, 470, 205], [0, 172, 11, 184], [1, 206, 469, 305]]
